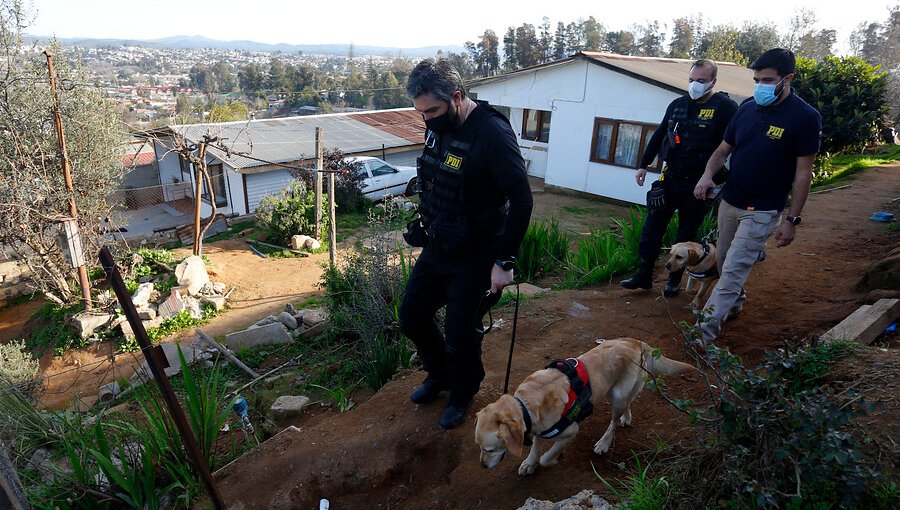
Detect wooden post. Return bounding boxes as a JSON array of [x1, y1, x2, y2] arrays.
[[44, 51, 92, 311], [315, 127, 324, 241], [99, 247, 225, 510], [193, 142, 207, 256], [329, 169, 336, 268]]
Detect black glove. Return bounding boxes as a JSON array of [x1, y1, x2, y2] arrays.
[[402, 217, 427, 247], [712, 166, 729, 185], [646, 180, 666, 210]]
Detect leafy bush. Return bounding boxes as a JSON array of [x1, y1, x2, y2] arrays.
[[0, 339, 39, 391], [665, 331, 889, 509], [292, 147, 367, 214], [320, 204, 414, 390], [256, 180, 322, 246], [565, 209, 645, 288], [794, 56, 889, 154], [26, 302, 86, 355]]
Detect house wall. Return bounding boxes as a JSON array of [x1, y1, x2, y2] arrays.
[[121, 163, 160, 189], [245, 169, 296, 213], [471, 60, 680, 204], [153, 137, 189, 202], [383, 149, 419, 168]]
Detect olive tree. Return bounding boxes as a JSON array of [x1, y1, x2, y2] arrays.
[[0, 1, 126, 304]]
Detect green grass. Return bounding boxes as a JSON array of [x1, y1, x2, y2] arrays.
[[562, 205, 597, 215], [204, 220, 257, 243], [813, 144, 900, 188], [595, 453, 671, 510], [26, 302, 87, 355]]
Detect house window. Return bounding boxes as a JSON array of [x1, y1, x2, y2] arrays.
[[522, 109, 551, 143], [590, 118, 662, 172], [201, 163, 228, 207]]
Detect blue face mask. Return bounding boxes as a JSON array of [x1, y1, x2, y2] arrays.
[[753, 77, 785, 106]]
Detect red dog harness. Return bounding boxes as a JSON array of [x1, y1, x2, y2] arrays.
[[517, 358, 594, 441]]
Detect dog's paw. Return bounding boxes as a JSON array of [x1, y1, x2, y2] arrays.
[[619, 409, 633, 427], [517, 460, 539, 476], [593, 437, 613, 455], [539, 453, 560, 467]]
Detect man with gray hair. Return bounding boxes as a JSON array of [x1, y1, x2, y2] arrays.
[[400, 58, 533, 429]]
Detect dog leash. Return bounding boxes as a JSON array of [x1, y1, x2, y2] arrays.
[[502, 283, 521, 394]]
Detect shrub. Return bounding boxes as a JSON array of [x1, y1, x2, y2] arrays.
[[517, 218, 571, 281], [292, 147, 367, 214], [0, 339, 39, 388], [256, 180, 322, 246]]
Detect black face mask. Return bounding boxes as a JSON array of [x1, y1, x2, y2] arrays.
[[425, 100, 458, 134]]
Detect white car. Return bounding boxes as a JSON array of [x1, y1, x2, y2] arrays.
[[349, 156, 418, 200]]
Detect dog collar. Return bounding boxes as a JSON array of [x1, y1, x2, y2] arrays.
[[514, 395, 534, 445], [696, 242, 711, 266]]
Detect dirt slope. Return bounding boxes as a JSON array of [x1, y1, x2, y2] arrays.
[[214, 165, 899, 509]]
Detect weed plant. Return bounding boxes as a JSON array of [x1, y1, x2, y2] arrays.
[[517, 218, 571, 281]]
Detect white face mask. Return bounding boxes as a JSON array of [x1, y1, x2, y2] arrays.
[[688, 80, 712, 100]]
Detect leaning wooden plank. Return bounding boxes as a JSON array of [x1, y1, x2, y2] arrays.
[[821, 299, 900, 345], [196, 328, 261, 379]]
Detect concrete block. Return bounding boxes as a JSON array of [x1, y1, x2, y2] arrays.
[[68, 312, 113, 339], [225, 322, 292, 351], [201, 295, 227, 312], [278, 311, 298, 330], [270, 395, 310, 420], [299, 320, 329, 338], [821, 298, 900, 345], [301, 308, 328, 326]]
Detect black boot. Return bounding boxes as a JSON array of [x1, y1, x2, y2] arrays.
[[439, 394, 473, 430], [410, 376, 448, 404], [664, 269, 683, 297], [620, 260, 654, 290]]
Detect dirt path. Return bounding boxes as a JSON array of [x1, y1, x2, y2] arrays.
[[215, 164, 899, 509]]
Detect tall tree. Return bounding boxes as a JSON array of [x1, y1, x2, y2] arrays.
[[515, 23, 541, 68], [539, 17, 553, 63], [781, 8, 818, 52], [553, 21, 568, 59], [605, 30, 636, 55], [700, 27, 748, 66], [237, 62, 266, 95], [503, 26, 517, 71], [797, 29, 836, 61], [565, 21, 583, 55], [481, 30, 500, 75], [0, 1, 126, 304], [736, 22, 780, 64], [581, 16, 604, 52], [267, 57, 287, 94], [669, 17, 694, 58], [635, 20, 665, 57]]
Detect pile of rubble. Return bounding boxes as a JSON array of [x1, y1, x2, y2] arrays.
[[224, 303, 329, 351], [67, 255, 229, 341]]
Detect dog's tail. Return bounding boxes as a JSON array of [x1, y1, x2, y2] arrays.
[[641, 343, 695, 376]]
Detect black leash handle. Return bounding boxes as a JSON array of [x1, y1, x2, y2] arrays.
[[502, 283, 521, 394]]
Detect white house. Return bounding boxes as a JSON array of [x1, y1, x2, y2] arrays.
[[469, 52, 755, 204], [146, 108, 425, 217]]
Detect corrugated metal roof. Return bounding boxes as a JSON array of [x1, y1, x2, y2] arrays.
[[470, 52, 755, 103], [168, 108, 424, 171], [580, 52, 754, 102]]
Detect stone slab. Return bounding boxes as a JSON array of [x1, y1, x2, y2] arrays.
[[270, 395, 310, 420], [225, 322, 292, 351]]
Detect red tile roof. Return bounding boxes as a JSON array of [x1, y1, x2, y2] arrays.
[[123, 151, 155, 167]]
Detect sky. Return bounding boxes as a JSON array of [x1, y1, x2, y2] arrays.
[[25, 0, 897, 54]]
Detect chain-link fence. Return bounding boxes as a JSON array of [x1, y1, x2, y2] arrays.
[[106, 182, 196, 239]]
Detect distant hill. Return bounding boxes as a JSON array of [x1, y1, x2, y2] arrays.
[[27, 34, 463, 57]]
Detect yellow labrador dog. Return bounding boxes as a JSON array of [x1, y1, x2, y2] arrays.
[[474, 338, 694, 475], [665, 241, 718, 310]]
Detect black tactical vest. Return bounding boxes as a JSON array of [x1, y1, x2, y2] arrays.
[[662, 92, 730, 178], [416, 103, 510, 256]]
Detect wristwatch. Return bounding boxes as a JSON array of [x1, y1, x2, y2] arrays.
[[495, 258, 516, 271], [785, 215, 802, 226]]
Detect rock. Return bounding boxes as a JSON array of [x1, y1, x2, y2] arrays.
[[130, 341, 203, 382], [157, 289, 188, 319], [174, 255, 211, 296], [299, 320, 329, 338], [212, 282, 227, 294], [304, 238, 321, 250], [278, 311, 298, 330], [301, 308, 328, 326], [138, 275, 154, 283], [284, 303, 298, 315], [225, 322, 292, 351], [137, 307, 157, 321], [270, 395, 310, 420], [504, 282, 550, 298], [516, 490, 613, 510], [201, 295, 227, 312], [120, 316, 165, 341], [291, 235, 311, 250], [131, 282, 154, 308], [68, 311, 113, 339], [254, 315, 280, 327]]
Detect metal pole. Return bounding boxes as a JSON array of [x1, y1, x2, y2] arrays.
[[99, 247, 225, 510], [44, 51, 92, 311], [315, 127, 324, 241], [328, 169, 336, 268], [193, 142, 207, 256]]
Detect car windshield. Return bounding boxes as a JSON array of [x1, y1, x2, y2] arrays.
[[369, 162, 396, 176]]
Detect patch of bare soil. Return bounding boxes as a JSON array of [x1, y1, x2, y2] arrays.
[[214, 165, 899, 509]]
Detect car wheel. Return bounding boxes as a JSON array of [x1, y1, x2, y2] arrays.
[[405, 177, 418, 196]]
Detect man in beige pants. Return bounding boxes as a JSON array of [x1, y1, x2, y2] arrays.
[[694, 48, 821, 345]]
